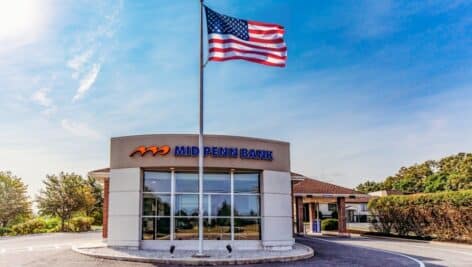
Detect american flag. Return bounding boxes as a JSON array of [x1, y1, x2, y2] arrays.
[[205, 6, 287, 67]]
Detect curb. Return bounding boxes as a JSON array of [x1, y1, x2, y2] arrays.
[[360, 234, 430, 243], [72, 244, 314, 265]]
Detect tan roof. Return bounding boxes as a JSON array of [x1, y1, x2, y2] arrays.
[[291, 172, 364, 196]]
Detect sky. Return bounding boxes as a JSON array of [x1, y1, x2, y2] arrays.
[[0, 0, 471, 199]]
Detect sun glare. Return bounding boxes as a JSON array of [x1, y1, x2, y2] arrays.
[[0, 0, 44, 42]]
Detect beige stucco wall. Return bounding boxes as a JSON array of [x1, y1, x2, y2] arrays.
[[110, 134, 290, 172]]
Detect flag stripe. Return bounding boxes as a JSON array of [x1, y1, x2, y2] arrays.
[[209, 42, 287, 57], [248, 29, 285, 35], [209, 47, 287, 60], [248, 37, 284, 44], [208, 34, 287, 49], [248, 31, 284, 40], [209, 51, 286, 64], [248, 20, 284, 29], [209, 56, 285, 67]]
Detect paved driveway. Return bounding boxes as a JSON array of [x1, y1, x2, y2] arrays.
[[1, 232, 470, 266], [300, 235, 472, 267]]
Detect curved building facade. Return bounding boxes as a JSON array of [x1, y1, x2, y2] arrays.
[[106, 134, 294, 251]]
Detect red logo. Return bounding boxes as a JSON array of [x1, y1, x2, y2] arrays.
[[129, 145, 171, 157]]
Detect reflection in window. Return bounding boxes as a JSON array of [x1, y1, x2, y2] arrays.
[[234, 173, 259, 193], [142, 217, 171, 240], [175, 218, 199, 240], [175, 173, 198, 193], [234, 218, 260, 240], [143, 194, 170, 216], [204, 218, 230, 240], [203, 194, 231, 217], [143, 171, 171, 192], [175, 194, 198, 216], [234, 195, 260, 216], [204, 173, 230, 193]]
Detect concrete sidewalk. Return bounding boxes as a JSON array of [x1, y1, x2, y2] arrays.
[[73, 243, 314, 265]]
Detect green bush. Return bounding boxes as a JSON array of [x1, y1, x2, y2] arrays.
[[321, 219, 338, 231], [369, 190, 472, 242], [11, 218, 48, 235], [69, 216, 94, 232], [0, 227, 12, 236]]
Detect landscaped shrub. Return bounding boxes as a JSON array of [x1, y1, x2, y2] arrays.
[[69, 216, 94, 232], [331, 210, 338, 219], [0, 227, 12, 236], [11, 218, 48, 235], [368, 190, 472, 242], [321, 219, 338, 231]]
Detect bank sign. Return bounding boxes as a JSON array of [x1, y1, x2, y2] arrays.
[[130, 145, 273, 161]]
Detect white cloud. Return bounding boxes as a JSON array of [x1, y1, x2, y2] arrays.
[[31, 87, 52, 107], [61, 119, 101, 139], [73, 63, 101, 101], [31, 87, 56, 116], [67, 49, 94, 79]]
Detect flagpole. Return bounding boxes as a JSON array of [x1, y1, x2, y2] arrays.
[[197, 0, 205, 256]]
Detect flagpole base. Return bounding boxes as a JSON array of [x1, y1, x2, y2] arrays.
[[192, 253, 210, 258]]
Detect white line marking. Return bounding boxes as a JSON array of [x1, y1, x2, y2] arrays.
[[302, 236, 425, 267]]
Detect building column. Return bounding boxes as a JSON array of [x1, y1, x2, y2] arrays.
[[337, 197, 347, 234], [102, 177, 109, 239], [310, 203, 316, 233], [295, 196, 304, 234]]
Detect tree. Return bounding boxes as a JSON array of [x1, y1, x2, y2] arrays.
[[0, 171, 32, 227], [384, 161, 435, 193], [355, 180, 384, 194], [85, 176, 103, 225], [36, 172, 95, 231], [439, 153, 472, 191]]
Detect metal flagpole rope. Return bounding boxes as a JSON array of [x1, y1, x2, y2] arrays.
[[197, 0, 205, 257]]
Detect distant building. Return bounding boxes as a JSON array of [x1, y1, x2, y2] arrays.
[[291, 173, 369, 234], [368, 190, 403, 197]]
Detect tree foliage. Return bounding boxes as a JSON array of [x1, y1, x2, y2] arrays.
[[85, 176, 103, 225], [0, 171, 32, 227], [356, 153, 472, 194], [355, 180, 385, 194], [36, 172, 96, 231]]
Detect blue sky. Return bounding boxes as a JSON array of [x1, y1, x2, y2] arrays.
[[0, 0, 471, 198]]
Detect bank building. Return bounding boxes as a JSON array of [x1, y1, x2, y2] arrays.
[[89, 134, 366, 251]]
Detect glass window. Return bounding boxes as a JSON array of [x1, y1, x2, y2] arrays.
[[234, 195, 260, 216], [175, 194, 198, 216], [143, 171, 171, 192], [328, 203, 337, 212], [234, 218, 260, 240], [143, 193, 170, 216], [175, 173, 198, 193], [204, 218, 230, 240], [142, 218, 170, 240], [142, 170, 261, 241], [203, 194, 231, 217], [175, 218, 199, 240], [204, 173, 230, 193], [234, 173, 259, 193], [142, 218, 154, 240]]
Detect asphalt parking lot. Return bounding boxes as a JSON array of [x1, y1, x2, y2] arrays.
[[1, 232, 471, 266]]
